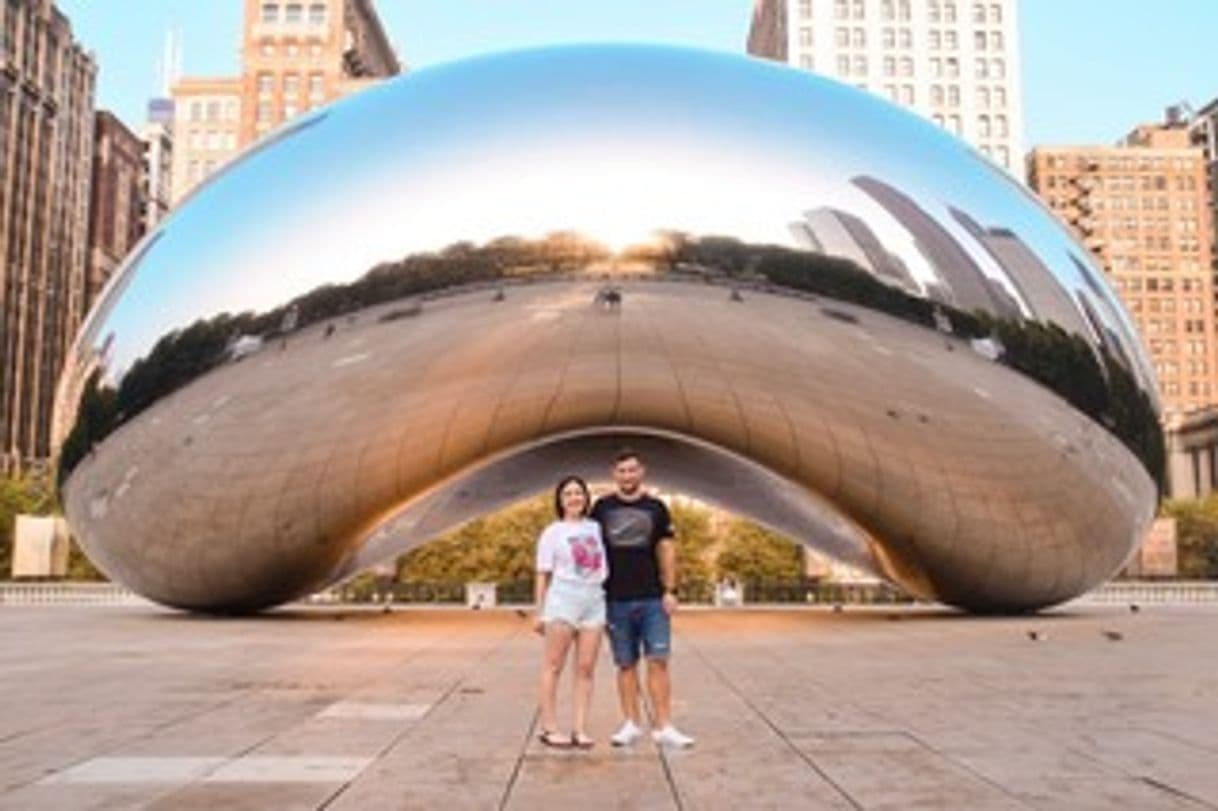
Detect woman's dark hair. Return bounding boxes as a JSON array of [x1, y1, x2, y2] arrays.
[[553, 475, 592, 519]]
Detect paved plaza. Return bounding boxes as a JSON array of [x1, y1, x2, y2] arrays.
[[1, 603, 1216, 809]]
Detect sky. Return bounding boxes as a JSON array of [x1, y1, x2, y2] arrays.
[[55, 1, 1218, 150]]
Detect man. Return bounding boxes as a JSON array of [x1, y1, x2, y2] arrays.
[[591, 448, 695, 748]]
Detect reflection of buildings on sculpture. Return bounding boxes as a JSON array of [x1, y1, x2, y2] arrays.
[[851, 176, 1021, 320], [949, 207, 1093, 340], [790, 207, 920, 294]]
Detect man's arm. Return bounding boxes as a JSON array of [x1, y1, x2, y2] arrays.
[[657, 501, 678, 613]]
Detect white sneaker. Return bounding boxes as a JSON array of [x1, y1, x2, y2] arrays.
[[610, 719, 644, 747], [652, 724, 695, 748]]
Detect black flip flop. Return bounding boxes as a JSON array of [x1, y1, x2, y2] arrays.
[[538, 729, 570, 748]]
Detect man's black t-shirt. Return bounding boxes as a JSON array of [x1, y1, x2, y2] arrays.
[[591, 493, 674, 601]]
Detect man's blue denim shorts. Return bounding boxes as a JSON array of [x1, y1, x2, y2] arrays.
[[606, 597, 670, 667]]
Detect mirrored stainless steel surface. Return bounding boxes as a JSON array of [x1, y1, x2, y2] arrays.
[[55, 45, 1161, 613]]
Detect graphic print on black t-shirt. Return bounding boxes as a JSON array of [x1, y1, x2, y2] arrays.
[[602, 507, 655, 549], [592, 494, 673, 601]]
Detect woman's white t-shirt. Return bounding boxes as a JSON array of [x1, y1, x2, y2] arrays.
[[535, 519, 608, 586]]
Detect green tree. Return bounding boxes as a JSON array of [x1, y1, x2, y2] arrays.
[[668, 500, 716, 587], [398, 496, 552, 583], [1162, 497, 1218, 578], [0, 474, 56, 577], [716, 519, 805, 583]]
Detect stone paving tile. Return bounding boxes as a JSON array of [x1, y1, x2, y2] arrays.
[[3, 604, 1218, 809]]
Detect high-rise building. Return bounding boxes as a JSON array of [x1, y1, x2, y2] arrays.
[[1028, 121, 1215, 422], [87, 112, 147, 314], [171, 0, 401, 203], [0, 1, 97, 473], [747, 0, 1023, 173], [142, 98, 175, 230]]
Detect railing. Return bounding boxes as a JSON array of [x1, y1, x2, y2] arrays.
[[0, 582, 148, 606], [1076, 580, 1218, 604]]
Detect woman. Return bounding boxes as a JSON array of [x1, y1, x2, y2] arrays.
[[534, 475, 607, 749]]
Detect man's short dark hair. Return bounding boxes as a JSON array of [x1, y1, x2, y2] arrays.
[[614, 447, 642, 466]]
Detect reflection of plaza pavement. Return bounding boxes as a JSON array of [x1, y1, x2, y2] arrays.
[[4, 604, 1216, 809], [66, 279, 1152, 611]]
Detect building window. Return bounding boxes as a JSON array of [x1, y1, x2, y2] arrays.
[[945, 30, 958, 49], [852, 27, 866, 47], [882, 27, 895, 48], [929, 30, 941, 49], [882, 0, 894, 19], [190, 101, 202, 121], [284, 73, 300, 96], [285, 3, 303, 23], [901, 84, 914, 104], [851, 0, 865, 19], [975, 58, 988, 79], [931, 84, 944, 106], [929, 0, 940, 22], [800, 26, 813, 48], [991, 31, 1004, 50], [800, 54, 815, 70], [949, 114, 961, 135], [836, 54, 851, 75], [883, 56, 896, 76], [309, 73, 324, 97], [258, 100, 272, 122], [931, 57, 942, 77], [853, 55, 867, 74], [991, 3, 1002, 23], [996, 114, 1008, 137], [260, 41, 275, 57], [834, 0, 848, 19], [225, 99, 239, 120], [308, 3, 327, 24], [899, 57, 912, 76], [310, 42, 323, 57], [898, 0, 911, 20], [206, 101, 220, 121], [996, 145, 1009, 167], [944, 2, 957, 22], [975, 31, 987, 50], [933, 113, 945, 127], [977, 86, 990, 108], [994, 86, 1007, 107], [835, 27, 849, 47], [799, 0, 813, 19], [973, 2, 986, 22], [979, 115, 991, 138], [284, 104, 298, 119], [258, 73, 274, 95], [948, 84, 960, 106], [899, 28, 912, 48], [261, 3, 279, 23], [946, 57, 959, 77], [991, 58, 1006, 78]]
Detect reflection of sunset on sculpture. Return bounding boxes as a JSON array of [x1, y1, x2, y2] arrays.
[[56, 46, 1160, 614]]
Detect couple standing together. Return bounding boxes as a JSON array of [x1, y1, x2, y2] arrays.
[[532, 448, 695, 750]]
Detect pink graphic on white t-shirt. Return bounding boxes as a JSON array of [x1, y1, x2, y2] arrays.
[[568, 534, 603, 577]]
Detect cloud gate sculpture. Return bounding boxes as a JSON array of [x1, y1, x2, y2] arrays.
[[55, 46, 1162, 614]]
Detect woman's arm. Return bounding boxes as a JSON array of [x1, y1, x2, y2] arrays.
[[533, 570, 551, 634]]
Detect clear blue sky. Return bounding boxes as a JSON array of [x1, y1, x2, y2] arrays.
[[57, 0, 1218, 149]]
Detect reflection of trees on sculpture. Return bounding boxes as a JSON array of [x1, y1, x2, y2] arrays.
[[58, 230, 1163, 492]]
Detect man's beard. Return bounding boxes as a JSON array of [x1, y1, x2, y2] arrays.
[[617, 481, 641, 495]]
